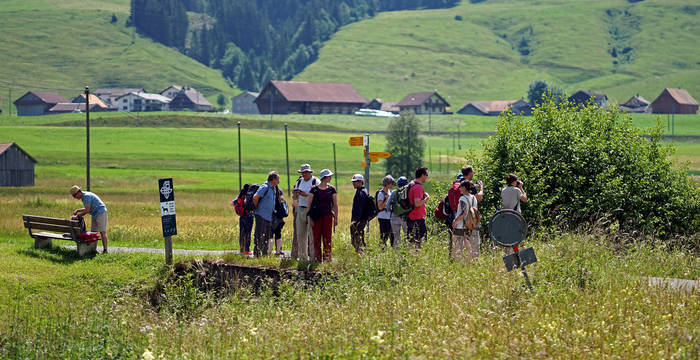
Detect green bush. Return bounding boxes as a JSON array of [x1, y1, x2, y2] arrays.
[[474, 97, 700, 242]]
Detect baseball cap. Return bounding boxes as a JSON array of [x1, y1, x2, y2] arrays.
[[351, 174, 364, 182]]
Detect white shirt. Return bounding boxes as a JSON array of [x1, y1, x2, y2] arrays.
[[454, 194, 477, 230], [294, 176, 319, 207]]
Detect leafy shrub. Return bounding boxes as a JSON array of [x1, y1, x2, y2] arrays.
[[385, 112, 425, 177], [474, 97, 700, 242]]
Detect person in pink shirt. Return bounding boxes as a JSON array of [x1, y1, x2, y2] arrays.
[[407, 166, 430, 248]]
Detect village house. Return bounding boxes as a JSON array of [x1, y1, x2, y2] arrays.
[[48, 102, 106, 114], [94, 88, 145, 109], [651, 88, 698, 114], [620, 95, 651, 113], [365, 98, 400, 113], [568, 90, 608, 108], [458, 99, 531, 116], [169, 87, 213, 112], [255, 81, 369, 114], [13, 91, 68, 116], [0, 142, 37, 187], [231, 91, 260, 114], [160, 85, 183, 99], [115, 92, 171, 112], [396, 91, 450, 114]]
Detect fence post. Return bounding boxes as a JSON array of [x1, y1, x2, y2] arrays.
[[237, 122, 242, 190], [333, 142, 338, 189], [285, 123, 291, 195]]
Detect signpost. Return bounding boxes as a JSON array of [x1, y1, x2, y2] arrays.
[[489, 209, 537, 289], [158, 178, 177, 265]]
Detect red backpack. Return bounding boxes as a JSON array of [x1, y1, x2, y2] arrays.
[[433, 198, 447, 220], [447, 181, 461, 212], [233, 196, 247, 216]]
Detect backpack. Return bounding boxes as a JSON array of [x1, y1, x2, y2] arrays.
[[392, 181, 415, 217], [464, 196, 482, 231], [448, 181, 461, 212], [365, 189, 379, 221], [234, 196, 247, 216], [243, 184, 261, 211], [433, 198, 447, 220]]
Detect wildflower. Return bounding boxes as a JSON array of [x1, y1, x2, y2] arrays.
[[370, 330, 385, 344], [142, 349, 155, 360]]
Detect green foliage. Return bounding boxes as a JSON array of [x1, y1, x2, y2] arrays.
[[385, 112, 426, 177], [216, 93, 225, 106], [527, 79, 565, 106], [476, 98, 700, 241]]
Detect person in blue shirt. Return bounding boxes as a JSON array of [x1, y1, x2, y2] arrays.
[[252, 171, 280, 257], [70, 185, 108, 253]]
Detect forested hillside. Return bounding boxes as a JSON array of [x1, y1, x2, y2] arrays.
[[131, 0, 459, 91]]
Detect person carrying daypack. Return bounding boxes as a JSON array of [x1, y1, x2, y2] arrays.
[[350, 174, 371, 253], [232, 184, 255, 255], [406, 167, 430, 248], [376, 175, 396, 249], [389, 176, 409, 247], [270, 186, 288, 256], [451, 180, 481, 261], [252, 171, 280, 257], [292, 164, 320, 262]]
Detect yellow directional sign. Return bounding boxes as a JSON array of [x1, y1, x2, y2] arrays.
[[371, 151, 391, 158], [370, 157, 378, 163], [349, 136, 364, 146], [361, 162, 367, 168]]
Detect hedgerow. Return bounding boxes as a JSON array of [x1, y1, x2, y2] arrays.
[[474, 98, 700, 243]]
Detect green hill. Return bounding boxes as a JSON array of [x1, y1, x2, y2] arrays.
[[0, 0, 236, 112], [295, 0, 700, 105]]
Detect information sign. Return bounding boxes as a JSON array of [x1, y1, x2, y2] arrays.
[[158, 178, 177, 237]]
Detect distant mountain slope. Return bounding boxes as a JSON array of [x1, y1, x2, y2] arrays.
[[296, 0, 700, 104], [0, 0, 235, 110]]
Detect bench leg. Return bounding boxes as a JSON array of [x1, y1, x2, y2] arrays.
[[77, 242, 97, 257], [34, 237, 52, 249]]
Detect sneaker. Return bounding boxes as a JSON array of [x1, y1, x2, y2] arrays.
[[103, 249, 108, 254], [243, 251, 253, 256]]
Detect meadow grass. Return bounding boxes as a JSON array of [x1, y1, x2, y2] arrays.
[[0, 232, 698, 358]]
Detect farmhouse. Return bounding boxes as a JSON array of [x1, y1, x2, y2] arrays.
[[48, 103, 106, 114], [94, 88, 145, 108], [255, 81, 369, 114], [396, 92, 450, 114], [651, 88, 698, 114], [0, 142, 37, 187], [169, 87, 213, 112], [620, 95, 651, 113], [115, 92, 171, 112], [365, 98, 400, 113], [13, 91, 68, 116], [160, 85, 183, 99], [232, 91, 260, 114], [568, 90, 608, 108], [458, 99, 531, 116], [71, 93, 109, 108]]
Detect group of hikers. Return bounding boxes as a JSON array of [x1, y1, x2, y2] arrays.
[[233, 163, 528, 263]]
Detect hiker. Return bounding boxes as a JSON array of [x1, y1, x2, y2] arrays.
[[376, 175, 396, 249], [253, 171, 280, 257], [451, 180, 480, 261], [389, 176, 409, 247], [307, 169, 338, 262], [407, 167, 430, 248], [350, 174, 371, 253], [270, 186, 288, 256], [461, 166, 484, 201], [501, 173, 528, 254], [292, 164, 319, 261], [232, 184, 254, 255], [70, 185, 108, 253]]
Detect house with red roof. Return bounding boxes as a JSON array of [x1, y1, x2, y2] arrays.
[[255, 81, 368, 114], [396, 91, 450, 114], [651, 88, 698, 114]]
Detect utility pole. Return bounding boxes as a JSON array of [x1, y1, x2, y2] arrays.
[[8, 88, 11, 116], [85, 86, 91, 191], [364, 133, 370, 191], [333, 142, 338, 189], [269, 86, 273, 128]]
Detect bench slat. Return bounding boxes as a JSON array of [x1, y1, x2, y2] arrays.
[[33, 232, 73, 240], [22, 215, 80, 227], [24, 222, 77, 234]]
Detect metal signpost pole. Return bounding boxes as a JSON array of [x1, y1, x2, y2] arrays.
[[85, 86, 91, 191], [333, 142, 338, 189], [364, 133, 370, 191], [285, 123, 291, 196], [237, 122, 242, 190]]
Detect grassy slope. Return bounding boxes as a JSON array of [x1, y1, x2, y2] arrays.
[[296, 0, 700, 105], [0, 0, 236, 111]]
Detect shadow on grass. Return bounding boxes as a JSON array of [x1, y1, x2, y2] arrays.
[[17, 245, 95, 264]]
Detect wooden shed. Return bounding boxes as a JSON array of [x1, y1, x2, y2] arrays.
[[0, 142, 37, 187], [651, 88, 698, 114], [255, 81, 368, 114]]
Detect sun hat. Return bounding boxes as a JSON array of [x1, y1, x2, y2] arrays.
[[351, 174, 364, 182], [319, 169, 333, 178], [397, 176, 408, 187], [69, 185, 81, 196], [297, 164, 314, 173], [382, 175, 395, 186]]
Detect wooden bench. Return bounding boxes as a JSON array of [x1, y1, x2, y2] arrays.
[[22, 215, 98, 257]]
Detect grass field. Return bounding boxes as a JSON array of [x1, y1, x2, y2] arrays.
[[297, 0, 700, 104], [0, 0, 236, 110]]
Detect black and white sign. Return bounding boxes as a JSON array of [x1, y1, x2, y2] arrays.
[[158, 178, 177, 237]]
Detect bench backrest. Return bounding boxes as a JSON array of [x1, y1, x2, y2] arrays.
[[22, 215, 82, 239]]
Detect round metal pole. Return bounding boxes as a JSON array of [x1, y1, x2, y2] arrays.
[[285, 123, 291, 196], [85, 86, 90, 191], [237, 122, 242, 189], [364, 134, 370, 191], [333, 142, 338, 189]]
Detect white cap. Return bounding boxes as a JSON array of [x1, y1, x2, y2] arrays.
[[351, 174, 364, 182]]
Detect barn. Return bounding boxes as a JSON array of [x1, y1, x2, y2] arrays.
[[651, 88, 698, 114], [620, 95, 651, 113], [568, 90, 608, 108], [0, 142, 37, 187], [396, 91, 450, 114], [232, 91, 260, 114], [255, 81, 369, 114], [13, 91, 69, 116]]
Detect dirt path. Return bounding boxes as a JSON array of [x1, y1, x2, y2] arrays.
[[61, 245, 291, 258]]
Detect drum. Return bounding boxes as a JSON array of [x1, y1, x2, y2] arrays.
[[489, 209, 528, 247]]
